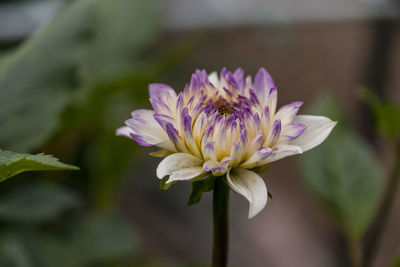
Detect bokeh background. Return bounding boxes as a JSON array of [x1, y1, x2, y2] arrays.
[[0, 0, 400, 266]]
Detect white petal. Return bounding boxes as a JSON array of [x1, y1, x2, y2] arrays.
[[227, 169, 268, 219], [229, 142, 243, 167], [156, 153, 203, 179], [149, 83, 177, 115], [240, 147, 272, 169], [203, 159, 219, 171], [288, 115, 337, 152], [167, 167, 206, 183], [278, 123, 307, 142], [203, 157, 231, 176], [116, 126, 133, 138], [264, 120, 281, 147], [180, 108, 201, 157], [257, 145, 302, 165], [274, 101, 303, 124], [208, 71, 219, 88], [253, 68, 275, 108], [125, 109, 175, 151], [192, 112, 208, 146], [247, 133, 264, 158], [267, 87, 277, 116]]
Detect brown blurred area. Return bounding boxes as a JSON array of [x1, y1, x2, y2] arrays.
[[122, 20, 400, 267]]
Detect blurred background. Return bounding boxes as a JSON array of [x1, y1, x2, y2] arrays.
[[0, 0, 400, 266]]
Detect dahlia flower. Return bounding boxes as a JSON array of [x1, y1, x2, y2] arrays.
[[117, 68, 336, 218]]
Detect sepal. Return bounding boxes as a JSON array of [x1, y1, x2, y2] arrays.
[[160, 177, 175, 190], [187, 176, 215, 205]]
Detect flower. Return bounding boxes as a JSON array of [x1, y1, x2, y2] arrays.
[[117, 68, 336, 218]]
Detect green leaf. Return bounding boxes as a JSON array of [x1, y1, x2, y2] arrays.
[[0, 150, 78, 182], [0, 0, 160, 152], [299, 95, 383, 241], [187, 177, 215, 205], [0, 182, 80, 223], [360, 87, 400, 139], [392, 251, 400, 267]]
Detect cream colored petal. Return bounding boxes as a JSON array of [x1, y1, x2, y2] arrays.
[[256, 145, 302, 165], [167, 167, 206, 183], [125, 109, 175, 151], [116, 126, 133, 138], [246, 133, 264, 159], [203, 157, 231, 176], [203, 159, 219, 171], [240, 147, 272, 169], [229, 142, 243, 167], [156, 153, 203, 179], [208, 71, 219, 88], [227, 169, 268, 219], [288, 115, 336, 152], [274, 101, 303, 124]]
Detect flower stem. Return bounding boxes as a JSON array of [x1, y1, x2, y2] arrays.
[[212, 177, 229, 267], [361, 140, 400, 267]]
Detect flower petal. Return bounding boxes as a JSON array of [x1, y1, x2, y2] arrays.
[[229, 141, 243, 167], [233, 68, 244, 91], [153, 114, 188, 152], [125, 109, 175, 151], [227, 169, 268, 219], [116, 126, 133, 138], [267, 87, 277, 116], [181, 108, 201, 157], [149, 83, 177, 113], [240, 147, 272, 169], [274, 101, 303, 124], [203, 157, 231, 176], [150, 98, 171, 115], [247, 133, 264, 158], [167, 167, 206, 183], [278, 123, 307, 142], [264, 120, 281, 147], [208, 71, 219, 88], [253, 68, 275, 107], [156, 153, 204, 179], [192, 112, 208, 146], [257, 145, 302, 165], [288, 115, 337, 152]]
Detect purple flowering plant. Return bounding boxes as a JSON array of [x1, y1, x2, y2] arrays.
[[117, 67, 336, 266]]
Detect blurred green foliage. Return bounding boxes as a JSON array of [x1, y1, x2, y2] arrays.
[[0, 182, 79, 223], [0, 0, 202, 265], [0, 150, 78, 182], [360, 88, 400, 140], [300, 96, 383, 242], [392, 251, 400, 267], [0, 182, 136, 267], [0, 0, 160, 153]]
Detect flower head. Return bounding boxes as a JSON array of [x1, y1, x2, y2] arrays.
[[117, 68, 336, 218]]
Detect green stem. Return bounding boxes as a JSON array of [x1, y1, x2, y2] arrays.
[[348, 238, 362, 267], [212, 177, 229, 267], [361, 140, 400, 267]]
